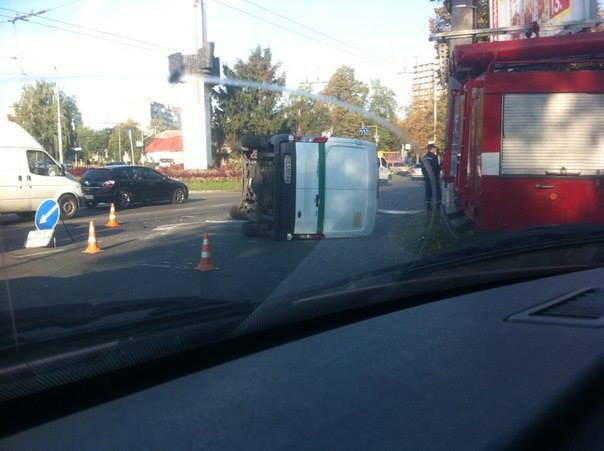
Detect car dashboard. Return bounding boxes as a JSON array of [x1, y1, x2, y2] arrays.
[[3, 267, 604, 450]]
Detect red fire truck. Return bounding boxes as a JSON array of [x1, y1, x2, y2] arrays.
[[442, 31, 604, 231]]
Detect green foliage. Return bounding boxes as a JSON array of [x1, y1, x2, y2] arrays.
[[400, 92, 448, 159], [368, 79, 401, 151], [106, 119, 143, 163], [76, 126, 110, 163], [283, 84, 330, 136], [321, 66, 368, 137], [9, 81, 82, 160], [221, 46, 286, 141]]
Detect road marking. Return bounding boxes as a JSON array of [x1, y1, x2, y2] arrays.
[[378, 209, 423, 215], [204, 219, 247, 224], [10, 248, 65, 258], [137, 263, 193, 270], [152, 222, 198, 231]]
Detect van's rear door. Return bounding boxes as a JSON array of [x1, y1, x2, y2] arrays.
[[324, 139, 377, 237], [294, 142, 320, 234], [0, 149, 30, 213]]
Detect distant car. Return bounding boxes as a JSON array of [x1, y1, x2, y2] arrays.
[[388, 161, 410, 175], [80, 165, 188, 209], [411, 163, 424, 180], [378, 157, 392, 184]]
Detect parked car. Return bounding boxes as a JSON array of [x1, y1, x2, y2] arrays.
[[388, 161, 410, 175], [378, 156, 392, 185], [80, 165, 188, 209], [0, 119, 84, 219], [410, 163, 424, 180]]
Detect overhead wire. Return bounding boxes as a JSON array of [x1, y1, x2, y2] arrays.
[[13, 18, 170, 53], [0, 5, 177, 52], [240, 0, 394, 66], [209, 0, 390, 66]]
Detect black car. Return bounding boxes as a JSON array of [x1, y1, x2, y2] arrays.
[[80, 165, 188, 209]]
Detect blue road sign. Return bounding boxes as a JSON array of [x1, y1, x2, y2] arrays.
[[359, 127, 369, 136], [35, 199, 60, 231]]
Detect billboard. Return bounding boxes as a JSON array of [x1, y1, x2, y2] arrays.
[[490, 0, 597, 38]]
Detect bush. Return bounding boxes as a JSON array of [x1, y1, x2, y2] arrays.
[[157, 165, 241, 180]]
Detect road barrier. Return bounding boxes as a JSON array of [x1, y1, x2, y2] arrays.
[[105, 203, 120, 228], [196, 232, 217, 271], [82, 221, 102, 254]]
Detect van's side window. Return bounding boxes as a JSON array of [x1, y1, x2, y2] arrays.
[[26, 150, 59, 176]]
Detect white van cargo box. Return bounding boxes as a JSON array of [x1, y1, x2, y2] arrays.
[[236, 134, 377, 240]]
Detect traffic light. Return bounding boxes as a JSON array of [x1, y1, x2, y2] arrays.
[[168, 53, 184, 84]]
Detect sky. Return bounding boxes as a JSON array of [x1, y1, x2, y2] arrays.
[[0, 0, 438, 130]]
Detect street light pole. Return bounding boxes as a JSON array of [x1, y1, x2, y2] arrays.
[[433, 66, 438, 143], [128, 129, 135, 165], [55, 85, 63, 163]]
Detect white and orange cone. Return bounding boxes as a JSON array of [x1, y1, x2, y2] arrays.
[[105, 203, 120, 228], [196, 232, 217, 271], [83, 221, 102, 254]]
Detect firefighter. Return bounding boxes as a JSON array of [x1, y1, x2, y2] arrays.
[[421, 144, 441, 211]]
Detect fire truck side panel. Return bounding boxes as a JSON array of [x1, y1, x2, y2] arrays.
[[476, 72, 604, 230], [478, 177, 604, 230]]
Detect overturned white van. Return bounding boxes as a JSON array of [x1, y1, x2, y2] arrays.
[[233, 134, 377, 240], [0, 120, 84, 219]]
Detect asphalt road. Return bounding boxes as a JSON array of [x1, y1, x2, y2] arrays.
[[1, 177, 425, 311]]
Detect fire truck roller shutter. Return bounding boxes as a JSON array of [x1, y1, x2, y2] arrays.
[[501, 93, 604, 176]]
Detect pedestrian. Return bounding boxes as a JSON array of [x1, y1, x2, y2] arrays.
[[421, 143, 441, 211]]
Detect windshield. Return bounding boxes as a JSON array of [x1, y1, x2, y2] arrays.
[[81, 168, 111, 181], [2, 0, 604, 401]]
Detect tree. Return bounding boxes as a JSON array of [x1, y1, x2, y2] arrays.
[[76, 126, 110, 163], [367, 80, 401, 151], [10, 81, 82, 160], [400, 92, 447, 160], [221, 46, 286, 141], [107, 119, 143, 163], [321, 66, 368, 137], [283, 84, 330, 136]]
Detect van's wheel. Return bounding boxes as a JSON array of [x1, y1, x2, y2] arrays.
[[172, 187, 186, 204], [58, 194, 78, 219], [387, 175, 392, 185], [116, 190, 132, 209]]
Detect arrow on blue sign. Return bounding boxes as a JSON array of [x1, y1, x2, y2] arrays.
[[35, 199, 60, 231], [359, 127, 369, 136]]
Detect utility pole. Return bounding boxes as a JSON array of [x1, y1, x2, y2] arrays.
[[433, 65, 438, 144], [118, 125, 121, 161], [128, 129, 135, 165], [55, 85, 63, 163]]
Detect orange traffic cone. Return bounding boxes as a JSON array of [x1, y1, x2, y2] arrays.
[[83, 221, 102, 254], [105, 203, 120, 228], [196, 232, 217, 271]]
